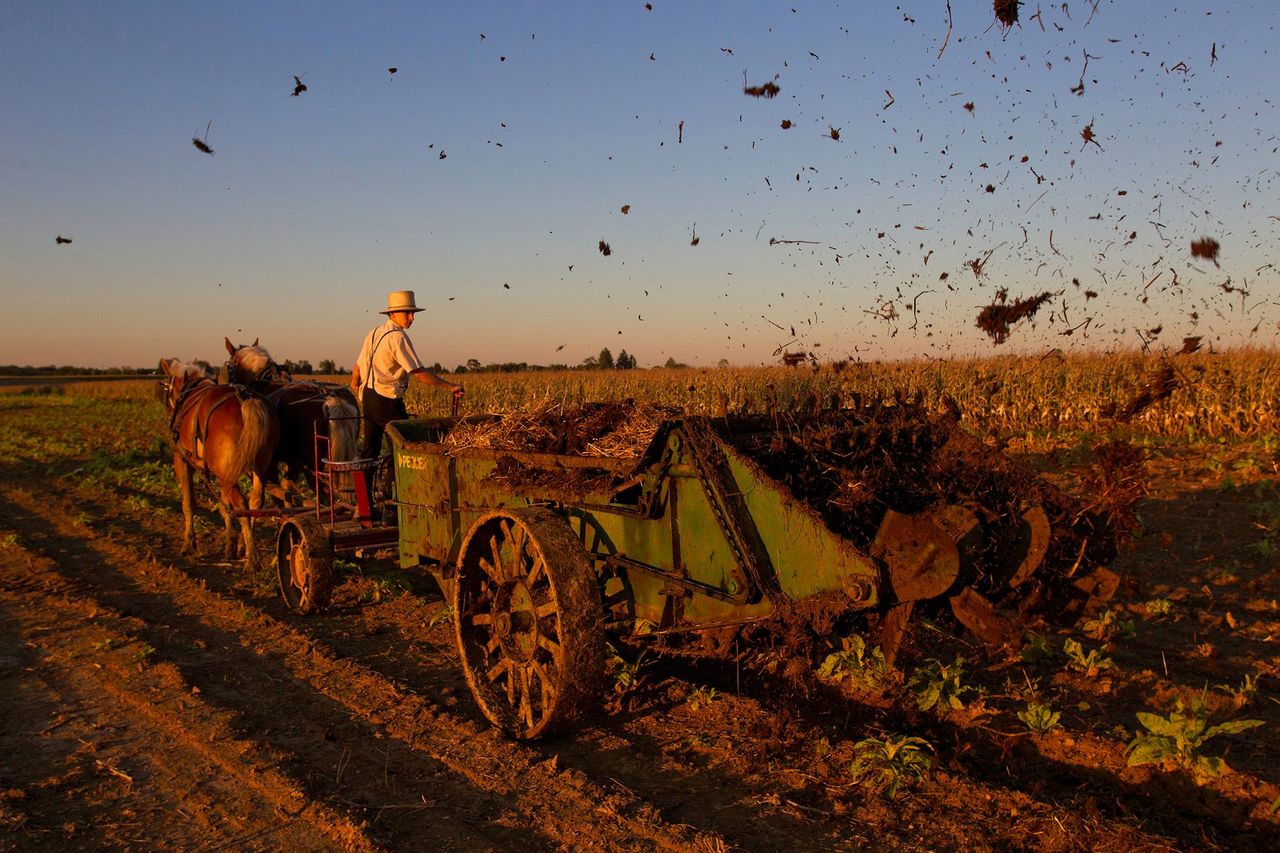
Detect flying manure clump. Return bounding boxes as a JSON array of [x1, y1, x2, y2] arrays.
[[994, 0, 1020, 29], [1190, 237, 1221, 266], [744, 74, 781, 98], [976, 291, 1055, 344]]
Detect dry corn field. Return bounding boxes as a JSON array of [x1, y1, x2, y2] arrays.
[[403, 350, 1280, 442], [2, 349, 1279, 851]]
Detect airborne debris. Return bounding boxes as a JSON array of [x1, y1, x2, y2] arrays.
[[1081, 121, 1102, 150], [1190, 237, 1220, 265], [598, 240, 612, 256], [976, 291, 1055, 344], [965, 248, 996, 279], [1179, 336, 1203, 355], [192, 121, 215, 156], [1103, 365, 1180, 422], [291, 75, 307, 97], [994, 0, 1019, 29], [55, 235, 72, 245], [1079, 440, 1147, 550], [744, 78, 781, 98]]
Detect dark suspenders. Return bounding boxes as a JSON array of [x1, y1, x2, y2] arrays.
[[363, 326, 404, 394]]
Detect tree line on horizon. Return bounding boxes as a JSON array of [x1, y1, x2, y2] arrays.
[[449, 347, 677, 374], [0, 364, 161, 377], [0, 348, 693, 377]]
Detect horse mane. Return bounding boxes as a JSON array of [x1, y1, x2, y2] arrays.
[[166, 360, 212, 382], [232, 344, 275, 379], [174, 358, 208, 376]]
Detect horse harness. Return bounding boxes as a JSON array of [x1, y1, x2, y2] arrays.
[[225, 354, 341, 409], [166, 378, 253, 476], [264, 381, 346, 408]]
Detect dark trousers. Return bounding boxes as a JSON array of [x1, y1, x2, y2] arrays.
[[361, 388, 407, 459], [361, 389, 406, 509]]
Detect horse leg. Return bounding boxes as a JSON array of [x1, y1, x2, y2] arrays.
[[282, 472, 299, 505], [174, 452, 196, 555], [249, 472, 265, 512], [248, 474, 267, 568], [216, 493, 237, 560], [221, 480, 255, 568]]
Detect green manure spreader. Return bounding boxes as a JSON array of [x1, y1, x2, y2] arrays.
[[278, 411, 1120, 739]]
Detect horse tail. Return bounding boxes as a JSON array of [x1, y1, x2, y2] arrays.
[[232, 395, 278, 480], [323, 394, 359, 500], [323, 395, 358, 461]]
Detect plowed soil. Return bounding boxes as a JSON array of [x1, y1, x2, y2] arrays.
[[2, 394, 1278, 850]]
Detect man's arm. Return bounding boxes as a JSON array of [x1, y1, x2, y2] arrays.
[[349, 363, 362, 395], [409, 367, 464, 396]]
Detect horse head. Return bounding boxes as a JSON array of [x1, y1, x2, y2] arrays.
[[224, 337, 291, 385], [159, 358, 212, 411], [226, 333, 293, 384]]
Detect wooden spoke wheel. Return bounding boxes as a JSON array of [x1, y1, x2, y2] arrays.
[[454, 507, 604, 739], [276, 517, 334, 615]]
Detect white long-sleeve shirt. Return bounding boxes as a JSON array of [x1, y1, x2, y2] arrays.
[[354, 318, 425, 398]]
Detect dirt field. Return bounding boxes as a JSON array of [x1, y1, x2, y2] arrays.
[[2, 389, 1278, 851]]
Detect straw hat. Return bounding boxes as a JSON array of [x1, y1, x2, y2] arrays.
[[381, 290, 424, 314]]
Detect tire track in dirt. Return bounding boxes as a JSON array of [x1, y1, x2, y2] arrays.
[[0, 497, 569, 851], [0, 481, 723, 852], [315, 587, 880, 850], [0, 555, 375, 851], [1, 553, 533, 852]]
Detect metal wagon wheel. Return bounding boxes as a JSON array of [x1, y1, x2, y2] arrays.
[[276, 517, 335, 615], [453, 507, 604, 739]]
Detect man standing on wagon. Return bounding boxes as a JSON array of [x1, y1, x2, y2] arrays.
[[350, 290, 463, 460]]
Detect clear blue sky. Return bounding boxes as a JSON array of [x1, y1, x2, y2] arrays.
[[2, 1, 1277, 369]]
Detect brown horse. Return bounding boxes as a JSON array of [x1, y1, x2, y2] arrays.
[[159, 358, 280, 567], [223, 339, 359, 504]]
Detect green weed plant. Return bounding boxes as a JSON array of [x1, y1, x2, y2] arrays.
[[1125, 690, 1263, 784], [1017, 701, 1062, 734], [816, 635, 891, 693], [908, 657, 974, 712], [686, 685, 720, 711], [849, 735, 934, 800], [1063, 638, 1114, 677], [1019, 632, 1058, 663], [1081, 609, 1135, 642]]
